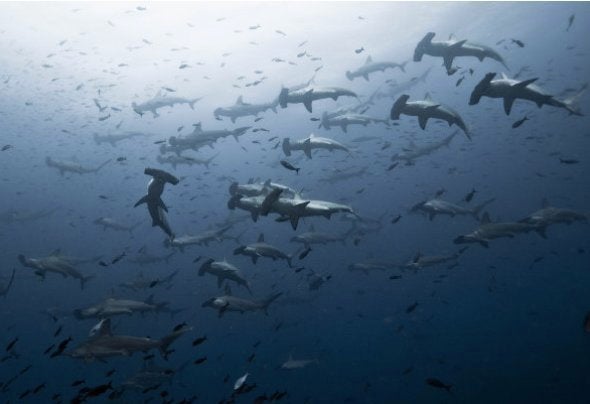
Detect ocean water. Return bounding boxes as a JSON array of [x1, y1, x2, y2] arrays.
[[0, 2, 589, 403]]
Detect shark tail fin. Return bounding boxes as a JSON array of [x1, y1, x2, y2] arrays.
[[160, 325, 191, 358], [562, 85, 586, 116], [189, 98, 201, 109], [262, 292, 283, 315]]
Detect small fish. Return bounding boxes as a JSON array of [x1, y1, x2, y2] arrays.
[[83, 382, 113, 398], [154, 140, 166, 144], [5, 337, 18, 351], [455, 76, 465, 87], [294, 267, 305, 273], [247, 353, 255, 363], [406, 302, 418, 313], [234, 373, 249, 391], [280, 160, 300, 174], [43, 344, 55, 355], [254, 117, 263, 122], [299, 247, 311, 260], [559, 158, 579, 164], [98, 261, 109, 267], [71, 380, 85, 387], [116, 157, 126, 162], [387, 162, 399, 171], [389, 275, 402, 280], [464, 189, 476, 202], [566, 14, 575, 31], [1, 144, 12, 151], [53, 325, 62, 337], [193, 356, 207, 365], [511, 38, 525, 48], [391, 214, 402, 224], [425, 378, 452, 393], [143, 353, 155, 361], [192, 336, 207, 346], [105, 369, 116, 377], [149, 280, 158, 288], [98, 114, 111, 121], [50, 336, 72, 357], [512, 116, 528, 128], [298, 40, 308, 47], [111, 252, 126, 264], [275, 30, 286, 36], [98, 195, 108, 200], [310, 117, 320, 121], [173, 322, 187, 332], [355, 47, 364, 54]]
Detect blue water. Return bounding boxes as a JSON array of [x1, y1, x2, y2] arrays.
[[1, 2, 589, 403]]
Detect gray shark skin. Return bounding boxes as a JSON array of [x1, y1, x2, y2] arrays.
[[201, 292, 282, 317], [233, 233, 293, 267], [65, 318, 191, 361], [45, 157, 111, 176], [17, 253, 92, 289], [198, 258, 251, 292], [94, 217, 139, 234], [0, 269, 16, 298], [119, 270, 178, 292], [454, 213, 544, 248], [519, 200, 588, 232], [346, 56, 407, 81], [214, 95, 278, 123], [93, 132, 146, 147], [401, 247, 468, 270], [414, 32, 507, 75], [166, 123, 250, 154], [469, 72, 584, 116], [134, 168, 179, 239], [392, 131, 457, 165], [278, 85, 357, 113], [228, 179, 297, 198], [0, 208, 57, 225], [132, 95, 201, 117], [280, 355, 319, 370], [73, 295, 170, 319], [391, 94, 470, 139], [291, 226, 352, 248], [411, 197, 495, 221], [282, 133, 349, 159], [156, 153, 218, 169], [371, 67, 432, 102], [164, 226, 232, 251], [320, 112, 388, 133]]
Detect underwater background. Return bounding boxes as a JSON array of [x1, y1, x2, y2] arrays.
[[0, 2, 589, 403]]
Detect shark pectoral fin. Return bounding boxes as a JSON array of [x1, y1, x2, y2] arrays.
[[303, 99, 313, 113], [443, 55, 455, 72], [503, 97, 515, 115], [418, 115, 429, 130], [134, 195, 148, 207], [158, 199, 168, 212]]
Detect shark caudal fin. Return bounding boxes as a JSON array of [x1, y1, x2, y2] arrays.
[[159, 325, 191, 358], [261, 292, 283, 315], [561, 85, 586, 116]]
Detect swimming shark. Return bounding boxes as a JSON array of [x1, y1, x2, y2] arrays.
[[282, 133, 350, 158], [134, 168, 179, 239], [73, 295, 170, 319], [167, 123, 250, 154], [93, 132, 147, 147], [278, 85, 357, 112], [45, 157, 111, 176], [345, 56, 407, 81], [164, 226, 233, 251], [132, 94, 201, 117], [156, 153, 218, 169], [233, 233, 293, 266], [519, 199, 588, 230], [280, 354, 319, 370], [469, 72, 584, 116], [454, 212, 545, 248], [214, 95, 278, 123], [414, 32, 507, 75], [370, 67, 432, 101], [65, 319, 191, 361], [401, 247, 468, 270], [391, 94, 470, 138], [410, 197, 495, 221], [0, 208, 57, 225], [392, 130, 458, 165], [290, 225, 353, 248], [198, 258, 251, 292], [94, 217, 139, 234], [319, 112, 388, 133], [229, 179, 297, 198], [201, 292, 282, 317], [17, 252, 93, 289]]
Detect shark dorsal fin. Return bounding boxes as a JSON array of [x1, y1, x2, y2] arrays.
[[236, 96, 244, 105], [263, 179, 271, 187], [309, 133, 315, 138], [258, 233, 265, 242], [481, 212, 492, 224], [365, 55, 373, 64], [424, 92, 432, 100], [450, 39, 467, 49], [541, 198, 550, 208], [500, 72, 508, 80], [49, 248, 61, 256], [96, 318, 112, 336], [192, 122, 202, 133]]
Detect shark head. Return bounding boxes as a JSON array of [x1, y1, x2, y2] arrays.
[[469, 73, 496, 105], [390, 94, 410, 120], [414, 32, 435, 62]]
